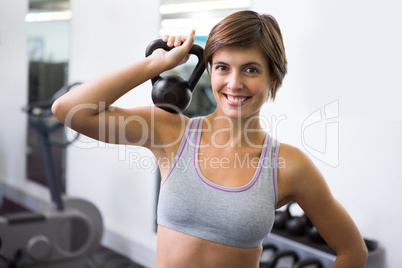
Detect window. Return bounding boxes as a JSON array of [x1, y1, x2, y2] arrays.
[[159, 0, 251, 37]]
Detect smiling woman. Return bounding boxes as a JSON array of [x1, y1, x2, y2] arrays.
[[52, 9, 368, 268], [210, 47, 272, 119], [204, 11, 287, 101]]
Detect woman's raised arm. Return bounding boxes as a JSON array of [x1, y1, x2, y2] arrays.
[[51, 31, 195, 148]]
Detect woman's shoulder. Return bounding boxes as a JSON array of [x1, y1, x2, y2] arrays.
[[276, 142, 323, 206], [278, 142, 310, 170], [151, 107, 190, 146], [125, 106, 190, 153]]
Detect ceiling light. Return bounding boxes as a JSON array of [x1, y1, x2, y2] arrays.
[[159, 0, 250, 14], [161, 18, 222, 28], [25, 11, 72, 22], [160, 17, 223, 36]]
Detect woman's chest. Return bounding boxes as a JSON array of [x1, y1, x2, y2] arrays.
[[198, 148, 262, 187]]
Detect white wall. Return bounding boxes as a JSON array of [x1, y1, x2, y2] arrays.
[[66, 0, 160, 267], [253, 0, 402, 267], [0, 0, 33, 199], [0, 1, 64, 209]]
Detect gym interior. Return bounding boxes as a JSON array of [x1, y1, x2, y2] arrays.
[[0, 0, 401, 267]]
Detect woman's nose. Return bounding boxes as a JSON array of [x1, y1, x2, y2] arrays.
[[227, 72, 243, 91]]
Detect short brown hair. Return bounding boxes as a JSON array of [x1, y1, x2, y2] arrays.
[[204, 10, 287, 100]]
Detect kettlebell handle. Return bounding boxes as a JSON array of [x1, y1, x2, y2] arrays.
[[145, 39, 205, 90]]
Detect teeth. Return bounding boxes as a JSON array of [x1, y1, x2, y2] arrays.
[[227, 95, 247, 103]]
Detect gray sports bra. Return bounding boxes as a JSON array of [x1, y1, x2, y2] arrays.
[[157, 117, 279, 248]]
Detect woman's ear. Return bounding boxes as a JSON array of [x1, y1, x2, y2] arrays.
[[267, 79, 277, 101], [270, 78, 277, 90]]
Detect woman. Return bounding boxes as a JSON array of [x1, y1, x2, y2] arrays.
[[52, 10, 368, 268]]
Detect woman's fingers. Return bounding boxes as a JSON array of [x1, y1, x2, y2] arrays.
[[173, 35, 182, 46], [163, 30, 195, 48], [167, 35, 176, 47], [181, 30, 195, 50], [156, 30, 196, 69]]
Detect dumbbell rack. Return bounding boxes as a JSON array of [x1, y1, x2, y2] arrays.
[[263, 228, 382, 268]]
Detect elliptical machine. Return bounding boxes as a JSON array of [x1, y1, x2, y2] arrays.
[[0, 83, 103, 268]]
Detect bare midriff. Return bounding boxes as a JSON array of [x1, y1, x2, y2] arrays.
[[156, 226, 262, 268]]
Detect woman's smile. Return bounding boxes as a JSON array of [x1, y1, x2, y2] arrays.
[[224, 93, 251, 106], [210, 46, 275, 118]]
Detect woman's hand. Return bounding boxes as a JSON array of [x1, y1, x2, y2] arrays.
[[152, 30, 196, 71]]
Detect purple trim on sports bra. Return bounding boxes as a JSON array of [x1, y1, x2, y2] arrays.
[[273, 139, 278, 205], [193, 118, 270, 193], [160, 119, 195, 187]]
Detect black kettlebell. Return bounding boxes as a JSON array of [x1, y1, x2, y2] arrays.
[[145, 39, 206, 113], [273, 203, 292, 230], [286, 202, 308, 236]]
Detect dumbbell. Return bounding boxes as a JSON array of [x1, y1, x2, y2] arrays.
[[285, 202, 308, 236], [292, 258, 324, 268], [273, 204, 291, 230], [274, 202, 307, 236], [145, 39, 206, 113], [275, 202, 326, 242], [260, 244, 278, 268], [266, 250, 299, 268]]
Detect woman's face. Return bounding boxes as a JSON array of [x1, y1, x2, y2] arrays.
[[210, 46, 275, 119]]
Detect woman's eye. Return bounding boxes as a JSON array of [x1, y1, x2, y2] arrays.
[[245, 67, 259, 74], [216, 65, 228, 71]]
